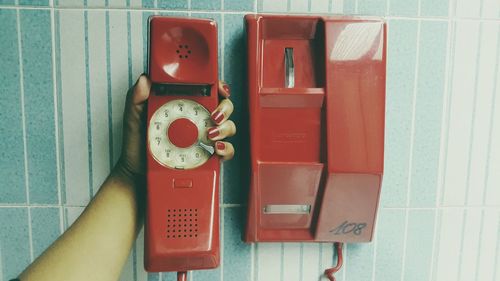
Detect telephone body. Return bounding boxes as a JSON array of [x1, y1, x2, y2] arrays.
[[144, 16, 220, 272], [245, 15, 386, 243]]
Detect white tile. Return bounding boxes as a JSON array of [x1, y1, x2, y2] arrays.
[[435, 209, 463, 281], [109, 11, 130, 166], [482, 0, 500, 19], [455, 0, 481, 17], [282, 243, 301, 281], [262, 0, 288, 12], [332, 0, 344, 13], [136, 227, 148, 281], [88, 11, 110, 196], [87, 0, 105, 6], [311, 0, 330, 12], [57, 0, 84, 7], [290, 0, 308, 12], [130, 0, 143, 8], [65, 207, 85, 229], [443, 21, 480, 206], [320, 243, 333, 281], [486, 46, 500, 206], [130, 12, 145, 79], [468, 22, 499, 205], [477, 209, 500, 280], [257, 243, 282, 281], [59, 10, 90, 206], [108, 0, 127, 8], [458, 209, 481, 281], [302, 243, 320, 281]]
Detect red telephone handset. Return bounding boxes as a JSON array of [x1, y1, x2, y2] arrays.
[[144, 16, 220, 273]]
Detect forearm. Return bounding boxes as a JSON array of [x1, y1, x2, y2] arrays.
[[19, 166, 144, 281]]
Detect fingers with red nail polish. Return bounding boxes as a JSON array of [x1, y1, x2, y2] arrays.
[[215, 141, 234, 160], [207, 120, 236, 141], [218, 81, 230, 98], [211, 98, 233, 125]]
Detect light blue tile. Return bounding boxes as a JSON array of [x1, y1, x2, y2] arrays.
[[193, 268, 221, 280], [343, 0, 356, 14], [224, 0, 254, 11], [158, 0, 187, 9], [223, 14, 250, 204], [142, 0, 154, 8], [20, 9, 58, 204], [161, 272, 177, 280], [223, 207, 252, 281], [381, 20, 418, 207], [389, 0, 418, 16], [31, 207, 61, 258], [357, 0, 386, 15], [409, 21, 448, 207], [345, 243, 374, 281], [157, 11, 189, 16], [421, 0, 449, 17], [374, 209, 406, 281], [403, 210, 435, 281], [0, 9, 26, 204], [147, 273, 159, 281], [0, 0, 15, 4], [19, 0, 49, 5], [0, 208, 31, 280], [191, 0, 221, 10]]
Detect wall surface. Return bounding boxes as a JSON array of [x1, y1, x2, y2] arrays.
[[1, 0, 500, 280]]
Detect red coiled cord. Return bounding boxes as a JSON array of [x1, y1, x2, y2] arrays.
[[324, 243, 344, 281]]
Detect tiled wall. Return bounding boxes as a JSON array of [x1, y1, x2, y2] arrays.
[[0, 0, 499, 280]]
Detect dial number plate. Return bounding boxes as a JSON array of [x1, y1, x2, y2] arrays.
[[148, 99, 214, 169]]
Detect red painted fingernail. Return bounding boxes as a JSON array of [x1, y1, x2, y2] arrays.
[[211, 111, 224, 124], [208, 127, 220, 139], [222, 84, 230, 97], [216, 142, 225, 150]]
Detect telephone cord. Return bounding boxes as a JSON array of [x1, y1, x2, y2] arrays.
[[324, 242, 344, 281]]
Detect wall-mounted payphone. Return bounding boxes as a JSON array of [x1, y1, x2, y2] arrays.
[[144, 17, 220, 279], [244, 15, 386, 280]]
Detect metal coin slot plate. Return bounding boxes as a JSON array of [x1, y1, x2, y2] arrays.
[[148, 99, 214, 169], [263, 204, 311, 214]]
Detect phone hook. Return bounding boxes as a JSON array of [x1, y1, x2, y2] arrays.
[[324, 242, 344, 281]]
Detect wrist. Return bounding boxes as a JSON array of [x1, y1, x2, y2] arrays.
[[113, 157, 145, 185]]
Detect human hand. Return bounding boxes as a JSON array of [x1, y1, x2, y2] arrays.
[[116, 75, 236, 181]]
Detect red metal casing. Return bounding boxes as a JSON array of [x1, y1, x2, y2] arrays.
[[145, 16, 220, 272], [245, 15, 386, 243]]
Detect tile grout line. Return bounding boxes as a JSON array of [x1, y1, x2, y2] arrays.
[[49, 0, 64, 234], [430, 0, 457, 279], [84, 3, 94, 202], [15, 4, 34, 262], [456, 7, 484, 280], [428, 0, 454, 279], [399, 6, 422, 280]]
